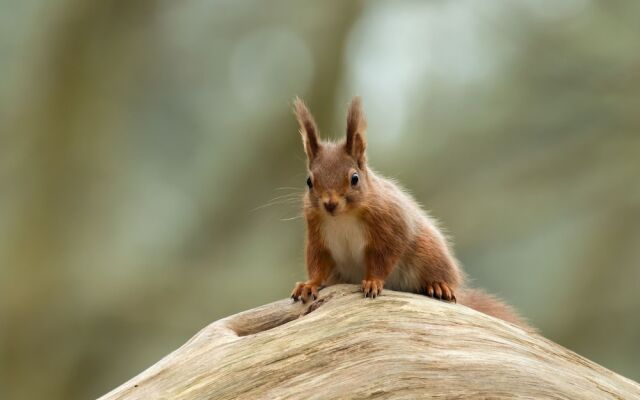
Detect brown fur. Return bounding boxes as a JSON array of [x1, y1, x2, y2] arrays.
[[290, 97, 532, 331], [457, 288, 532, 331]]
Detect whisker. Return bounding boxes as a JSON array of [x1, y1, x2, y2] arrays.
[[249, 186, 305, 213], [263, 193, 303, 203], [280, 215, 303, 221], [251, 201, 299, 212], [250, 194, 304, 212]]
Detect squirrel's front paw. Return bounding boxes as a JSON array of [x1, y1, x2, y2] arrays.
[[291, 281, 319, 303], [424, 282, 456, 303], [361, 279, 384, 298]]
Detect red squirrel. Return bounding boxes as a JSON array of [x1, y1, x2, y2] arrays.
[[290, 96, 531, 330]]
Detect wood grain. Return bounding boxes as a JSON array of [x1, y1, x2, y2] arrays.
[[100, 284, 640, 399]]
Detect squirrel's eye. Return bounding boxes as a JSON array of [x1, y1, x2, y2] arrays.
[[351, 172, 359, 186], [306, 176, 313, 189]]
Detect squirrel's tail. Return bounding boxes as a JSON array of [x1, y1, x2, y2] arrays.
[[457, 287, 535, 332]]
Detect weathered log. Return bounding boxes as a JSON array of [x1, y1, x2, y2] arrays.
[[100, 284, 640, 399]]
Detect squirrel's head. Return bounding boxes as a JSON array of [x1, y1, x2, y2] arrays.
[[293, 96, 368, 217]]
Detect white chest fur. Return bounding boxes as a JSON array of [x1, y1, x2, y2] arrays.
[[319, 213, 422, 292], [321, 214, 367, 284]]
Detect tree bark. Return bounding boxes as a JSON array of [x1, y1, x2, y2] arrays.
[[100, 284, 640, 399]]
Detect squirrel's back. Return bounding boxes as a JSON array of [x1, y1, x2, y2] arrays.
[[367, 173, 533, 331]]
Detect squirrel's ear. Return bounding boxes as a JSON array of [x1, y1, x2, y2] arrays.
[[345, 96, 367, 168], [293, 97, 320, 163]]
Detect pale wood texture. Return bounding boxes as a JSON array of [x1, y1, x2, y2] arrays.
[[100, 284, 640, 399]]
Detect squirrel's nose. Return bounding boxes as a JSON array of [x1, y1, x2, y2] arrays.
[[323, 201, 337, 213]]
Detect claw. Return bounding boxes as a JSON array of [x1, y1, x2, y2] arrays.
[[434, 283, 442, 299], [441, 284, 452, 301], [362, 279, 383, 299], [424, 282, 456, 303], [426, 284, 434, 298], [291, 281, 320, 303]]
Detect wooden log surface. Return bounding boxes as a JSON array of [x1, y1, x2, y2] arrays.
[[100, 284, 640, 399]]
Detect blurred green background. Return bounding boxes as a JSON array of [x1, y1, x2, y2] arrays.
[[2, 0, 639, 399]]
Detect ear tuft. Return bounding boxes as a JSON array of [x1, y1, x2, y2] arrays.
[[293, 97, 320, 163], [345, 96, 367, 167]]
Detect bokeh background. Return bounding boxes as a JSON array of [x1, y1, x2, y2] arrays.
[[2, 0, 640, 399]]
